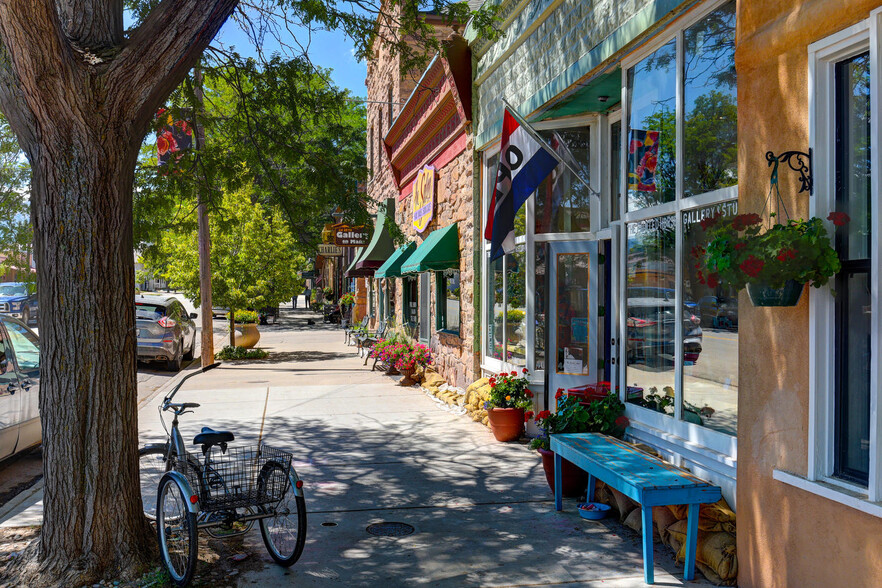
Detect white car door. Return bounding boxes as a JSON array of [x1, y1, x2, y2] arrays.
[[0, 322, 22, 460], [4, 319, 40, 454]]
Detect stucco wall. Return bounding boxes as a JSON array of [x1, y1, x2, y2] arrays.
[[736, 1, 882, 586]]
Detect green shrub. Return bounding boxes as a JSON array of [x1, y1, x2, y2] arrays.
[[495, 309, 525, 324], [229, 310, 258, 324], [215, 345, 268, 360]]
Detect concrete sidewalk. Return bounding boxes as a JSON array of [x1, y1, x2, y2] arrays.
[[1, 307, 712, 586]]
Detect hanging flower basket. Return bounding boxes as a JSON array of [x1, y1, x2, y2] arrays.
[[746, 279, 805, 307], [696, 212, 848, 307]]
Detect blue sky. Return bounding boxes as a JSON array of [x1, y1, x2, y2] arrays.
[[214, 18, 368, 98]]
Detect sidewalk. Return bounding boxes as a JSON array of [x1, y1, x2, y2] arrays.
[[1, 307, 712, 586]]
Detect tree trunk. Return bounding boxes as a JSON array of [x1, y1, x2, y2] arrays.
[[230, 312, 237, 347], [0, 1, 239, 584], [29, 122, 153, 582]]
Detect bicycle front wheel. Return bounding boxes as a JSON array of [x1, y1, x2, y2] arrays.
[[257, 461, 307, 566], [157, 474, 198, 587], [139, 444, 172, 521]]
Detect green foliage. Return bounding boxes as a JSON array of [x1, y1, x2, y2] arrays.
[[230, 310, 258, 324], [0, 113, 32, 285], [146, 187, 307, 315], [530, 392, 628, 451], [495, 309, 525, 324], [339, 292, 355, 306], [486, 369, 533, 410], [699, 213, 842, 290], [215, 345, 268, 360]]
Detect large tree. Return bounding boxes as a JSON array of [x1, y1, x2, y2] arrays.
[[0, 1, 494, 584]]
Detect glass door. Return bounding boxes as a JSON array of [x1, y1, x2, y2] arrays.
[[547, 240, 599, 407]]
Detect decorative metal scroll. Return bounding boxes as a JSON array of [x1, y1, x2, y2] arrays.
[[766, 149, 813, 195]]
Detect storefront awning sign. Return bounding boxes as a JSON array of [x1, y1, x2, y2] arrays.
[[333, 224, 370, 247], [401, 223, 459, 273], [412, 166, 435, 233], [375, 242, 417, 279], [318, 244, 344, 256]]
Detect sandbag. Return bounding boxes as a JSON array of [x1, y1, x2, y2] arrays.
[[666, 520, 737, 583], [609, 488, 638, 522], [623, 508, 642, 533], [653, 505, 679, 546], [667, 498, 735, 526]]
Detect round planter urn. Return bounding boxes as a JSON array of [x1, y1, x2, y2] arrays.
[[537, 448, 590, 497], [746, 279, 805, 307], [234, 323, 261, 349], [487, 407, 525, 442]]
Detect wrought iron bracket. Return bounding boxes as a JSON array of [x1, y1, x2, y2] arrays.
[[766, 148, 813, 195]]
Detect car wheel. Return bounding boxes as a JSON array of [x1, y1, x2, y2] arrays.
[[22, 307, 29, 325], [167, 345, 182, 372], [182, 334, 195, 361]]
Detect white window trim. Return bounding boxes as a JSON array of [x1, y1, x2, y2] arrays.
[[795, 13, 882, 516]]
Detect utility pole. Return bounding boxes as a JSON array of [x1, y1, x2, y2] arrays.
[[193, 66, 214, 365]]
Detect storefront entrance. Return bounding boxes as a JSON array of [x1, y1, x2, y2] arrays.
[[547, 240, 607, 406]]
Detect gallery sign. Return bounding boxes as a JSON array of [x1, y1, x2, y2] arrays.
[[412, 165, 435, 233], [333, 224, 370, 247], [317, 244, 344, 256]]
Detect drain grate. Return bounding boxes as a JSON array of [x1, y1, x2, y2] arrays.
[[366, 522, 415, 537]]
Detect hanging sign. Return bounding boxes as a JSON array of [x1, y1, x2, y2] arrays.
[[318, 244, 344, 256], [333, 224, 369, 247], [412, 165, 435, 233]]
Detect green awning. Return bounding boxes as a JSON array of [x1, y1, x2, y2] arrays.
[[375, 242, 417, 278], [354, 199, 396, 272], [343, 248, 364, 278], [401, 223, 459, 273]]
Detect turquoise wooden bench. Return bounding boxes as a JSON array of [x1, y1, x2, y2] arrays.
[[550, 433, 722, 585]]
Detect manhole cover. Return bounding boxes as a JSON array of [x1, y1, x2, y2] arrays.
[[366, 522, 415, 537]]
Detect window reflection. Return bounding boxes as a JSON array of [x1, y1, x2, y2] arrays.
[[556, 253, 590, 374], [506, 245, 527, 367], [626, 216, 676, 414], [443, 269, 461, 334], [535, 243, 548, 371], [627, 39, 677, 210], [535, 128, 591, 233], [683, 203, 738, 435], [684, 1, 737, 197], [488, 254, 504, 360]]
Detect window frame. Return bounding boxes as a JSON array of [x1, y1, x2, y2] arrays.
[[798, 15, 882, 513], [436, 270, 461, 336], [617, 0, 739, 459], [419, 272, 430, 343]]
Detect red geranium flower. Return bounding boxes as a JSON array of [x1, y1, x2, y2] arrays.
[[706, 273, 719, 288], [734, 242, 747, 251], [739, 255, 764, 278], [524, 411, 534, 423], [827, 211, 851, 226], [511, 371, 518, 377], [555, 390, 563, 400], [525, 389, 533, 398], [690, 246, 706, 259], [700, 213, 722, 230], [522, 368, 529, 374], [615, 415, 630, 428], [776, 248, 797, 262], [731, 213, 763, 231]]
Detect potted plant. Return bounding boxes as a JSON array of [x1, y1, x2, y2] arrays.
[[494, 309, 526, 344], [230, 310, 260, 348], [697, 212, 847, 306], [373, 336, 407, 375], [395, 342, 432, 385], [531, 390, 628, 496], [483, 368, 533, 442]]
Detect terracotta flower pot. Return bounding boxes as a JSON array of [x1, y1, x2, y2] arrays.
[[537, 448, 589, 497], [487, 407, 525, 442], [399, 366, 415, 386], [233, 323, 260, 349]]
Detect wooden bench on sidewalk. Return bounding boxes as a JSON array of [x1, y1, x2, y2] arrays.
[[550, 433, 722, 585]]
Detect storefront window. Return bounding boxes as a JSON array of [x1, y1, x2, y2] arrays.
[[684, 1, 737, 197], [419, 273, 430, 342], [535, 128, 591, 233], [610, 119, 622, 222], [437, 269, 461, 334], [627, 39, 676, 211], [487, 254, 504, 360], [506, 245, 527, 367], [404, 276, 418, 338], [535, 243, 548, 371], [833, 51, 871, 485], [626, 215, 676, 414], [683, 202, 738, 435], [555, 253, 590, 375]]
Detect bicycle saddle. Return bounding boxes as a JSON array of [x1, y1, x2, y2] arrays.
[[193, 427, 235, 446]]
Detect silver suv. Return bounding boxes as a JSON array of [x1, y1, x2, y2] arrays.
[[136, 294, 197, 371]]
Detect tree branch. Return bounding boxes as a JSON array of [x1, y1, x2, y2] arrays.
[[56, 0, 123, 50], [108, 0, 238, 139], [0, 43, 37, 154]]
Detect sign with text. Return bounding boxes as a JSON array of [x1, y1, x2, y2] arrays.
[[333, 224, 369, 247], [412, 165, 435, 233], [317, 244, 344, 257]]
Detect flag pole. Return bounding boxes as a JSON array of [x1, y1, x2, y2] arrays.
[[501, 98, 601, 199]]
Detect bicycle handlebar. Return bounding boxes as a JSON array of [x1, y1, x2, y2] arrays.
[[163, 361, 223, 404]]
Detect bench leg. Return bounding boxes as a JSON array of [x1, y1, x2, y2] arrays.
[[684, 503, 699, 581], [587, 474, 596, 502], [642, 505, 654, 585], [554, 452, 562, 511]]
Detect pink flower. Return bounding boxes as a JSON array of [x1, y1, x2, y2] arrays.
[[827, 211, 851, 226]]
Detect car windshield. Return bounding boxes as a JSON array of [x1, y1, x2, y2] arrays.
[[135, 303, 166, 321], [0, 284, 28, 297]]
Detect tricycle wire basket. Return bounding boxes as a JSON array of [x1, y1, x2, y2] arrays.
[[175, 444, 293, 512]]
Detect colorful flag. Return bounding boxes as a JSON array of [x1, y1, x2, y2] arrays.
[[628, 129, 660, 192], [156, 108, 193, 167], [485, 108, 559, 261]]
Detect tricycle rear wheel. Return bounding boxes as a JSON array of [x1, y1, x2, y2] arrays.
[[257, 461, 307, 566]]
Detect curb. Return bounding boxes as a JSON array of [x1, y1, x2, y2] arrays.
[[0, 479, 43, 525]]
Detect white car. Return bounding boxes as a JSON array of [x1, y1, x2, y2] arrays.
[[0, 316, 40, 462]]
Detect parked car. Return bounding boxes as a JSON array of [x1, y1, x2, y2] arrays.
[[136, 294, 197, 371], [0, 282, 38, 326], [0, 316, 40, 462], [697, 295, 738, 330], [626, 297, 703, 366]]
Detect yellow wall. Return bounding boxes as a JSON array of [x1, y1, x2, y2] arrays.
[[737, 0, 882, 585]]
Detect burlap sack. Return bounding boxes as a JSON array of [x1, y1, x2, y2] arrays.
[[609, 488, 638, 522], [667, 498, 735, 526], [666, 520, 737, 583], [653, 504, 679, 546]]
